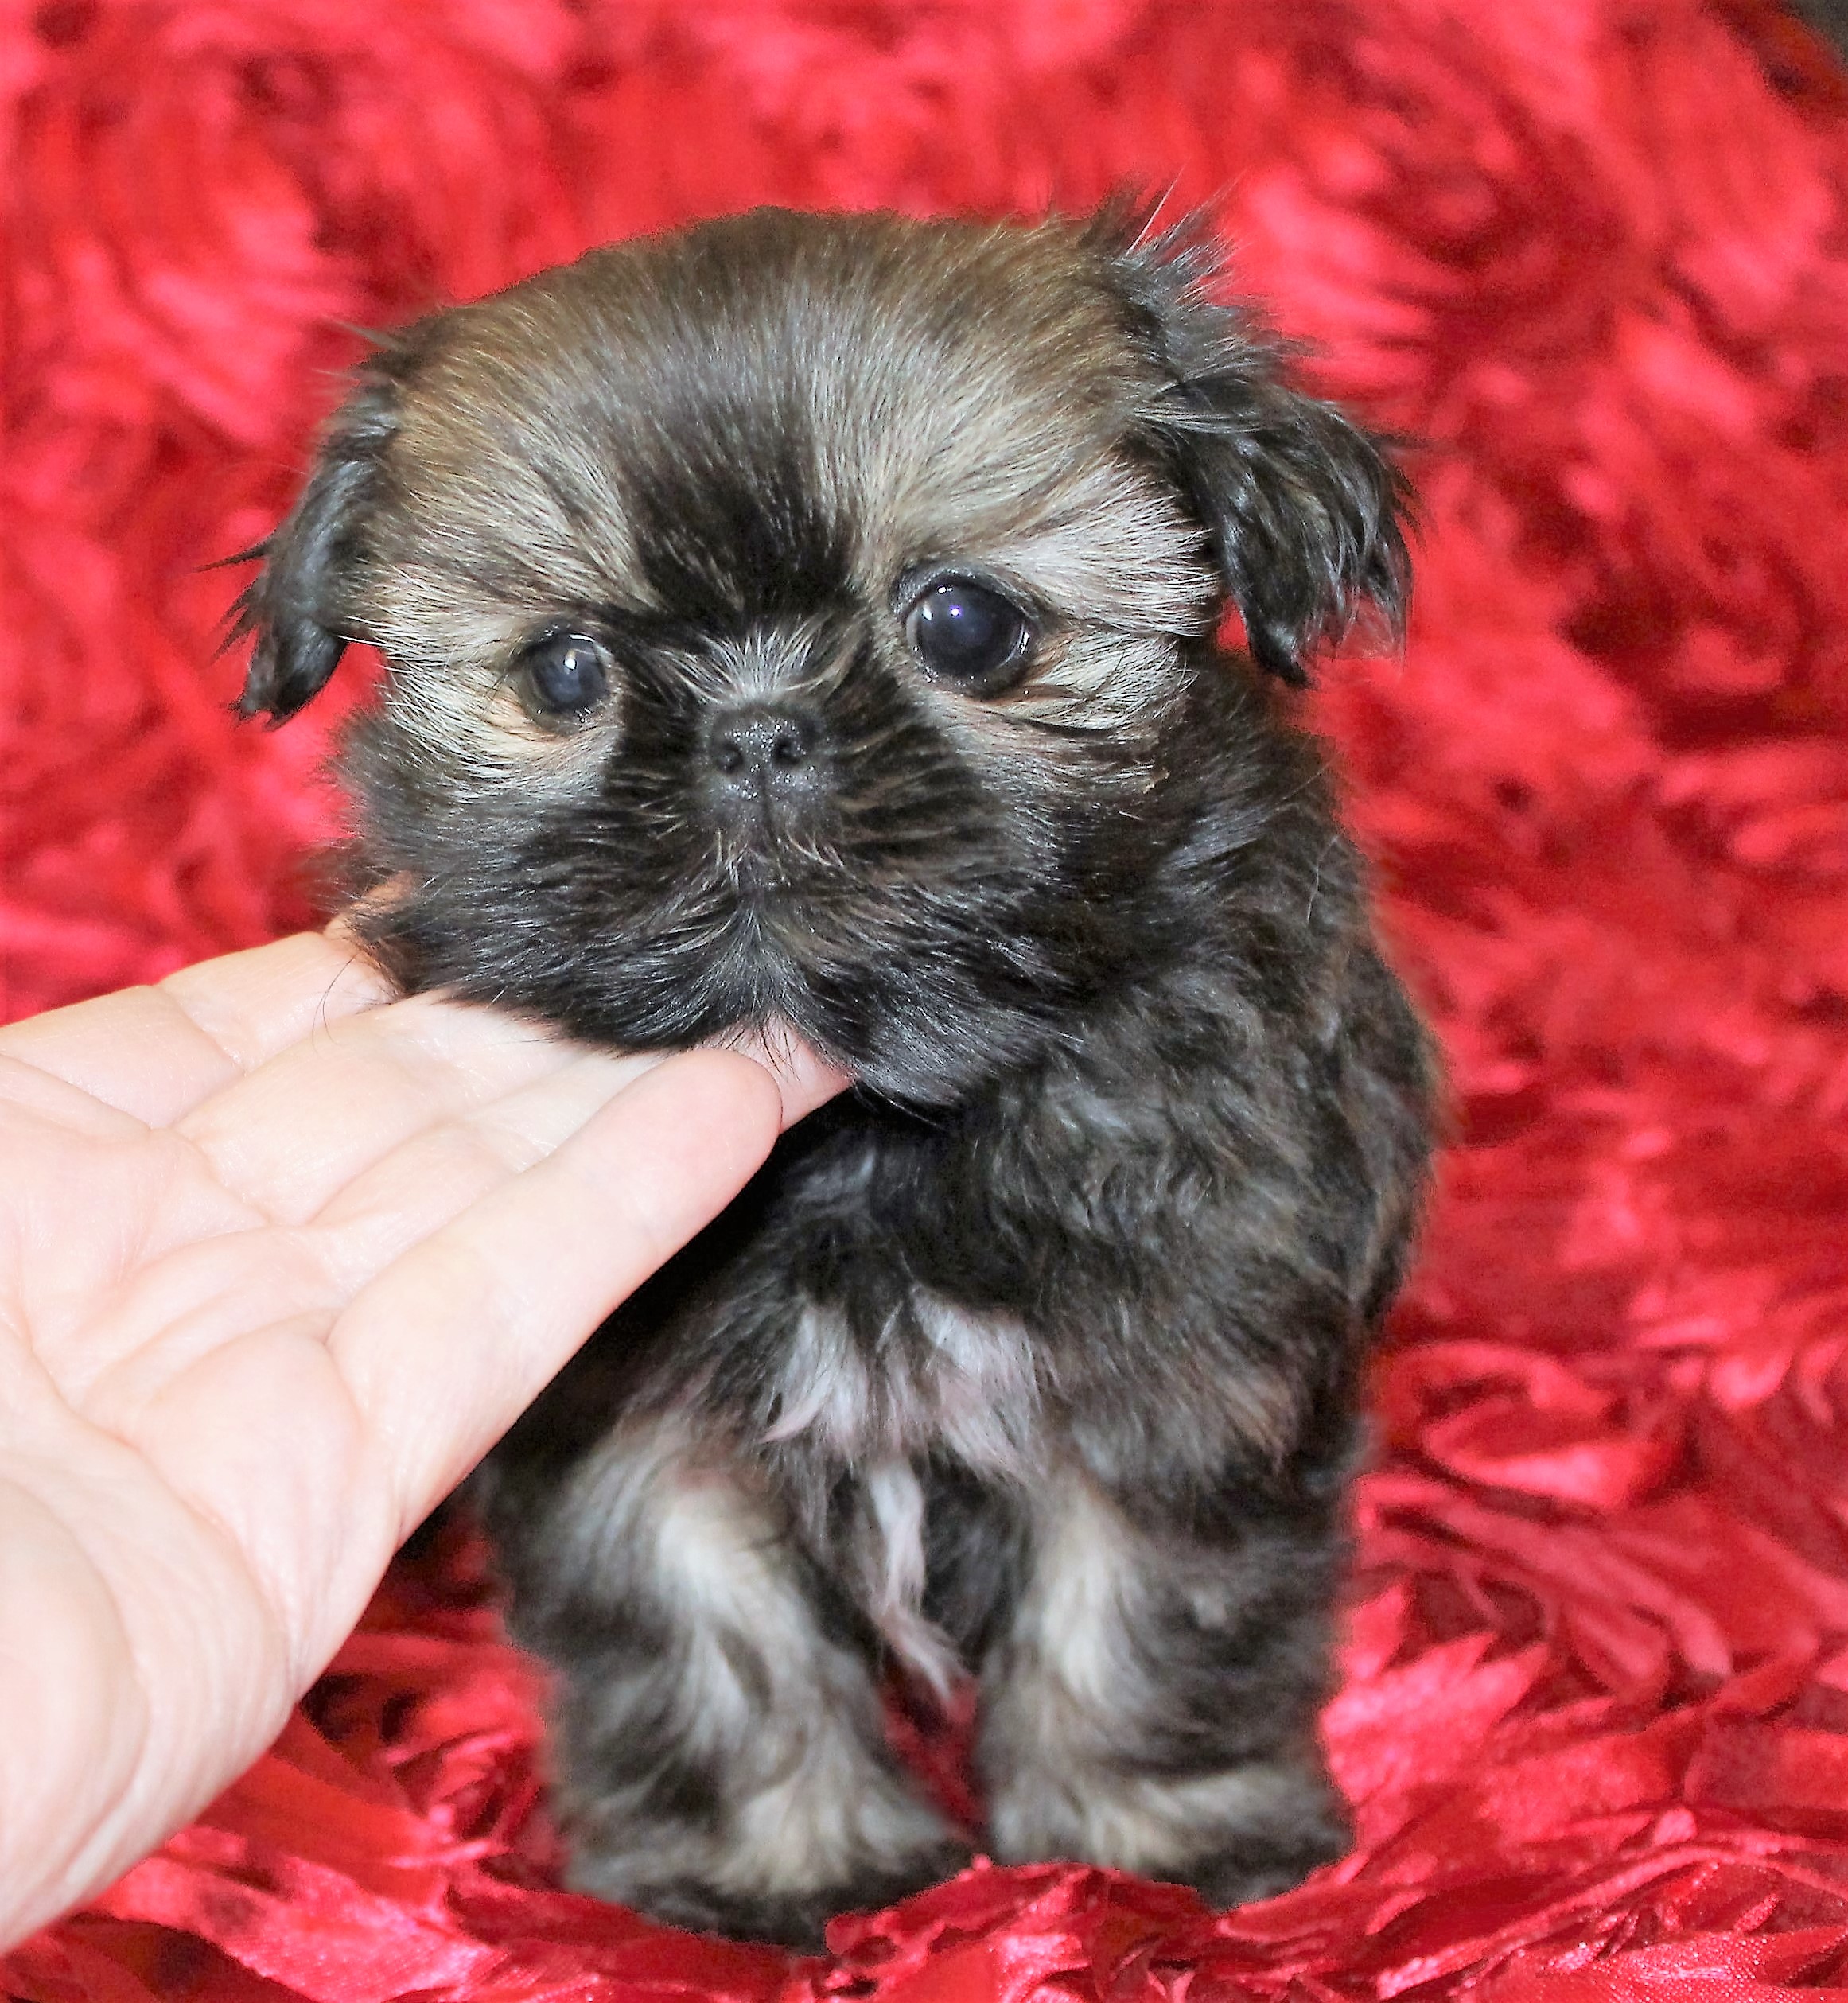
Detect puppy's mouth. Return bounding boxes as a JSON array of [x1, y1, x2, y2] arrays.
[[716, 822, 838, 900], [352, 860, 1064, 1109]]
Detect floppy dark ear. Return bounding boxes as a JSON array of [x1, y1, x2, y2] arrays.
[[1095, 212, 1410, 686], [229, 365, 403, 721]]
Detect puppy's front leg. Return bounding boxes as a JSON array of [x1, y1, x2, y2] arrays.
[[499, 1415, 966, 1947], [978, 1464, 1349, 1906]]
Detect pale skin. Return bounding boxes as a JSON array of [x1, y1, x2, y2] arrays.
[[0, 930, 844, 1949]]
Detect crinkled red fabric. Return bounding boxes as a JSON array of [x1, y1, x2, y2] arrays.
[[4, 0, 1847, 1997]]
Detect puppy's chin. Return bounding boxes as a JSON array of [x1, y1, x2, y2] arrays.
[[791, 998, 1065, 1111], [348, 890, 1070, 1111]]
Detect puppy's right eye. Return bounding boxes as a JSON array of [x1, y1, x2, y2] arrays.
[[519, 632, 611, 719]]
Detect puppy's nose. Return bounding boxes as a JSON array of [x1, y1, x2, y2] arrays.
[[706, 702, 822, 799]]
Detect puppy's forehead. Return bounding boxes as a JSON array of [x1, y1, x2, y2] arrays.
[[380, 212, 1208, 639]]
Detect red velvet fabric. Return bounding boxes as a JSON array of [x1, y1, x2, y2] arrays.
[[5, 2, 1848, 1996]]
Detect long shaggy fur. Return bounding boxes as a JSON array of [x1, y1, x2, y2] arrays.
[[231, 208, 1437, 1946], [6, 2, 1848, 1998]]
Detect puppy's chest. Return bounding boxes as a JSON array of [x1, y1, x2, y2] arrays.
[[677, 1187, 1051, 1692], [763, 1291, 1042, 1476], [715, 1077, 1157, 1475]]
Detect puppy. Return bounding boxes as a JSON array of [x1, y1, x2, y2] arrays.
[[234, 207, 1438, 1947]]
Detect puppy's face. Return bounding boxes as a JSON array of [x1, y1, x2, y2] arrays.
[[238, 209, 1405, 1100]]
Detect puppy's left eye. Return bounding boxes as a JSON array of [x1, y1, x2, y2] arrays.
[[519, 632, 611, 718], [905, 579, 1034, 695]]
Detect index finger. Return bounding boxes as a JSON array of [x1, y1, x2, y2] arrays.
[[332, 1048, 787, 1532], [0, 934, 391, 1129]]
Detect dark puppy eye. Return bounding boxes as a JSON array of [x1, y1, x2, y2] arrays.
[[519, 631, 611, 718], [904, 579, 1034, 694]]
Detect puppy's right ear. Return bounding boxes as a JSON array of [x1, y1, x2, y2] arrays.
[[230, 364, 403, 722]]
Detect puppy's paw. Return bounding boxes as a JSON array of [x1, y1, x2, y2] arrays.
[[1181, 1803, 1349, 1911], [575, 1838, 975, 1950]]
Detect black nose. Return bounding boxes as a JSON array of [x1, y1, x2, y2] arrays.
[[706, 702, 822, 799]]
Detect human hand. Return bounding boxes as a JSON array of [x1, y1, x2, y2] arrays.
[[0, 931, 842, 1947]]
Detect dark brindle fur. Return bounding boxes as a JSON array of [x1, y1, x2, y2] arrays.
[[235, 207, 1437, 1947]]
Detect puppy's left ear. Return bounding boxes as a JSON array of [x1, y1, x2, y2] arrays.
[[228, 358, 406, 722], [1095, 214, 1410, 686]]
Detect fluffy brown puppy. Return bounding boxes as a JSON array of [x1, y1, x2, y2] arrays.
[[235, 208, 1438, 1947]]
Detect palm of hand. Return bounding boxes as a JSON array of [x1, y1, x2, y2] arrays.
[[0, 932, 821, 1946]]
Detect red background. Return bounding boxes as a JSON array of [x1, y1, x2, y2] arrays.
[[5, 2, 1848, 1997]]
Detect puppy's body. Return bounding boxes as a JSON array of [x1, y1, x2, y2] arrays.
[[238, 208, 1437, 1946]]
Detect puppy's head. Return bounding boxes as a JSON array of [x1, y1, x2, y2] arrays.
[[235, 208, 1406, 1101]]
